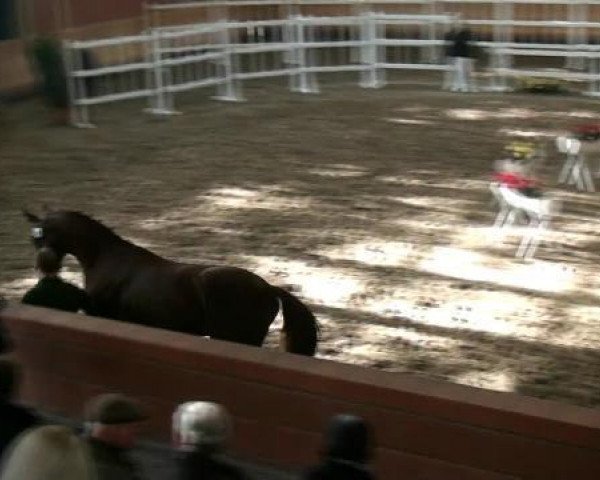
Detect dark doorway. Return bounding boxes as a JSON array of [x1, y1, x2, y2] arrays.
[[0, 0, 17, 41]]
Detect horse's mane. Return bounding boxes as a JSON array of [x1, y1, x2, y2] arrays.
[[57, 211, 161, 259], [57, 211, 121, 240]]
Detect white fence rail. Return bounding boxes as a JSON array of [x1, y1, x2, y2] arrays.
[[64, 0, 600, 126]]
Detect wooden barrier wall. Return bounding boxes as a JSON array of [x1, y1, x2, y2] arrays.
[[2, 304, 600, 480]]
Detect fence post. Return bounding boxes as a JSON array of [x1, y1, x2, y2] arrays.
[[62, 40, 79, 127], [296, 16, 309, 93], [305, 17, 319, 93], [63, 40, 94, 128], [376, 12, 386, 87], [588, 52, 600, 96], [421, 0, 437, 63], [566, 2, 587, 70], [216, 18, 241, 101], [360, 11, 383, 88], [291, 15, 318, 94], [489, 1, 512, 92], [150, 28, 169, 114], [285, 14, 298, 91]]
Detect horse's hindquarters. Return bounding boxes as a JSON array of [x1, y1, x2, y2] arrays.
[[198, 267, 279, 346]]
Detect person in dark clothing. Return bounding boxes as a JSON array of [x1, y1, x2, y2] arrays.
[[0, 359, 41, 459], [83, 393, 149, 480], [453, 26, 472, 59], [443, 26, 456, 90], [303, 414, 375, 480], [451, 23, 474, 92], [173, 401, 249, 480], [22, 247, 94, 314]]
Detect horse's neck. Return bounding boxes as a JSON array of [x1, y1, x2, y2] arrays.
[[75, 236, 163, 274], [69, 232, 122, 271]]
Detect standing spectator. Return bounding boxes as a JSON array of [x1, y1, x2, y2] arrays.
[[0, 359, 41, 459], [303, 414, 375, 480], [172, 401, 249, 480], [442, 25, 456, 90], [22, 247, 94, 314], [83, 393, 148, 480], [0, 425, 94, 480], [451, 22, 475, 93]]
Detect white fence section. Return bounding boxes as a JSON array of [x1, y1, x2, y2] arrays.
[[64, 34, 151, 127], [63, 0, 600, 126]]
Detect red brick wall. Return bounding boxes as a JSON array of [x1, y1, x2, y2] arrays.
[[2, 304, 600, 479], [0, 39, 33, 93], [27, 0, 144, 34], [67, 0, 142, 28]]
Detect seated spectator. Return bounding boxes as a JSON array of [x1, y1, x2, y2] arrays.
[[0, 425, 95, 480], [0, 359, 41, 459], [172, 401, 249, 480], [83, 393, 148, 480], [303, 414, 375, 480], [22, 247, 95, 314]]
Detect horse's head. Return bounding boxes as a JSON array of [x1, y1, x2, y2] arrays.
[[22, 209, 76, 261], [23, 209, 121, 266]]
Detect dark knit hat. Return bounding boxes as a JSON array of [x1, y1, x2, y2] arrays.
[[85, 393, 148, 425], [325, 414, 371, 463]]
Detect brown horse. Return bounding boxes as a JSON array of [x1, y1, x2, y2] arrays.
[[23, 210, 318, 355]]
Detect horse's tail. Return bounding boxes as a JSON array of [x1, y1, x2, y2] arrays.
[[275, 287, 319, 356]]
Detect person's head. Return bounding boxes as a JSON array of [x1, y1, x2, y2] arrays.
[[172, 401, 232, 455], [0, 359, 19, 402], [0, 425, 96, 480], [35, 247, 62, 276], [84, 393, 148, 450], [323, 414, 371, 464]]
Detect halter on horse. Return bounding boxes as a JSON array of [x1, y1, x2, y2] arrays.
[[23, 210, 319, 356]]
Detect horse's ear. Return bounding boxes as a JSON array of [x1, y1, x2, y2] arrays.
[[22, 209, 41, 223]]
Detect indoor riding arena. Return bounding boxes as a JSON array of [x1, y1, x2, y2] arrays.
[[2, 1, 600, 478]]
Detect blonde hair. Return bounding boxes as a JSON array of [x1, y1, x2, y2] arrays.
[[0, 425, 96, 480]]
